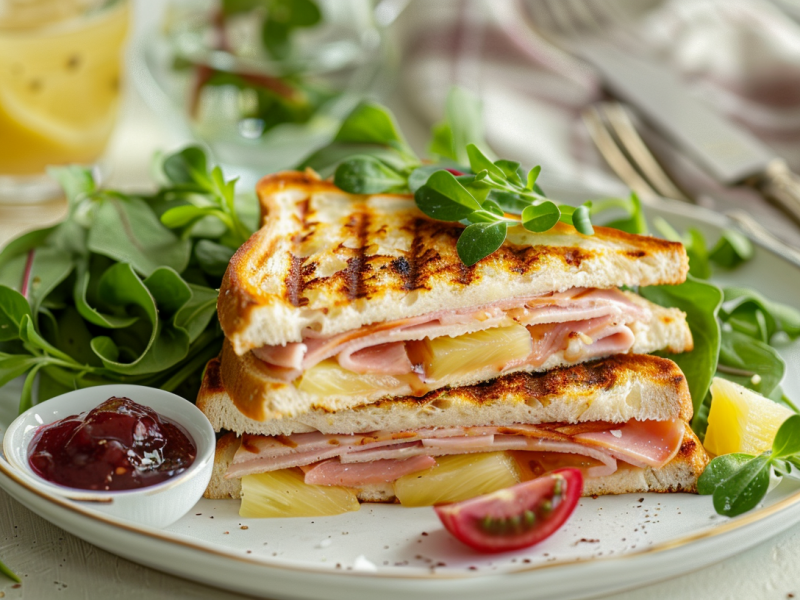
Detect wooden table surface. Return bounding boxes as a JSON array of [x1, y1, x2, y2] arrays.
[[2, 58, 800, 600]]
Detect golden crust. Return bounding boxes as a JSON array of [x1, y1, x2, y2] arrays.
[[673, 427, 710, 491], [218, 171, 689, 352], [196, 357, 225, 412]]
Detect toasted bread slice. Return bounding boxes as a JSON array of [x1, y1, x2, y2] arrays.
[[219, 171, 689, 354], [198, 353, 693, 436], [204, 428, 708, 500], [212, 296, 692, 422]]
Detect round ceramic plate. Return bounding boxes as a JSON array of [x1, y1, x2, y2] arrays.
[[1, 194, 800, 600]]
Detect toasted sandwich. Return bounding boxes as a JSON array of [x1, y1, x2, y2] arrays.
[[217, 171, 693, 422], [202, 170, 707, 511], [199, 354, 709, 502]]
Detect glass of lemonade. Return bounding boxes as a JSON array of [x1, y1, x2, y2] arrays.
[[0, 0, 130, 203]]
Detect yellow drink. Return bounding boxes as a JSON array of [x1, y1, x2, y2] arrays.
[[0, 0, 129, 176]]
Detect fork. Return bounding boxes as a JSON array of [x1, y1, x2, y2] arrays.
[[583, 101, 800, 264]]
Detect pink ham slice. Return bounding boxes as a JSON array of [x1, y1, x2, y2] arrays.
[[253, 342, 306, 370], [337, 342, 413, 375], [344, 436, 619, 479], [225, 420, 684, 481], [302, 456, 436, 486], [520, 315, 636, 368], [574, 419, 685, 468], [251, 288, 650, 379]]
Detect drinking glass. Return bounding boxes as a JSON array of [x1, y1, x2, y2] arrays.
[[0, 0, 130, 203]]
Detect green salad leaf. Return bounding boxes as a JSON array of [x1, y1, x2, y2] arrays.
[[640, 276, 723, 427], [709, 229, 755, 269], [0, 146, 256, 410], [718, 330, 784, 397], [722, 287, 800, 342]]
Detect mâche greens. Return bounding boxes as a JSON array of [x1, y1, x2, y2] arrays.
[[0, 148, 258, 414]]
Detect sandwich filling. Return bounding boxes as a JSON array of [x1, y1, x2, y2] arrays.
[[252, 288, 651, 386], [225, 419, 685, 488]]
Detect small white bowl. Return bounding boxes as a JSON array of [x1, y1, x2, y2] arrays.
[[3, 384, 215, 529]]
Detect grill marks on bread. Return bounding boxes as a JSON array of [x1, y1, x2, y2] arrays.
[[286, 202, 478, 307], [217, 171, 689, 351], [276, 194, 613, 309], [341, 210, 371, 301], [359, 353, 692, 422]]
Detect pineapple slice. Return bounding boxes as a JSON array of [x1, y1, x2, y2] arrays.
[[393, 452, 520, 507], [704, 377, 793, 456], [297, 359, 405, 396], [240, 469, 360, 518], [419, 325, 533, 382]]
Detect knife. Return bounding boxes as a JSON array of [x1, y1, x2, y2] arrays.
[[572, 39, 800, 223]]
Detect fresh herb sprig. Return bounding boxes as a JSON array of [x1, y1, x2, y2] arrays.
[[0, 147, 257, 413], [159, 146, 252, 249], [698, 414, 800, 517], [301, 88, 642, 266]]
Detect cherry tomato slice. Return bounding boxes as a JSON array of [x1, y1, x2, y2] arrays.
[[434, 468, 583, 553]]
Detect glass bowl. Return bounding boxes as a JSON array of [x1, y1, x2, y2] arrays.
[[133, 0, 394, 186]]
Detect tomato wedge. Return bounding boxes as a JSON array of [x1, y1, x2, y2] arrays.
[[434, 468, 583, 553]]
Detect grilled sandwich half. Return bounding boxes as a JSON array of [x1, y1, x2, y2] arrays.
[[199, 354, 709, 502], [217, 171, 693, 420]]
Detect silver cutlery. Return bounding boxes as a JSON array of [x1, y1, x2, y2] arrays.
[[582, 100, 800, 266]]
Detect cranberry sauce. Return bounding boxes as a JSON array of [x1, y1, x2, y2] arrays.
[[28, 397, 196, 491]]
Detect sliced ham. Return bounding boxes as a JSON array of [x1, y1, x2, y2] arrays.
[[574, 419, 685, 468], [252, 342, 306, 370], [225, 419, 683, 481], [252, 288, 650, 380], [523, 315, 636, 368], [302, 456, 436, 486], [337, 342, 413, 375], [344, 436, 619, 478]]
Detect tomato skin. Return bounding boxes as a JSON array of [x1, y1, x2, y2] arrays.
[[434, 468, 583, 553]]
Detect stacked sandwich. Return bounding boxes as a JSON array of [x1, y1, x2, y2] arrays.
[[199, 170, 709, 510]]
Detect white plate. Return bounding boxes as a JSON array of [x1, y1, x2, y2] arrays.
[[1, 195, 800, 600]]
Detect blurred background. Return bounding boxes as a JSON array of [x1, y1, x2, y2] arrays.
[[5, 0, 800, 245]]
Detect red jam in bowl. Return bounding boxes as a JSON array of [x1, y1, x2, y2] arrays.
[[28, 397, 196, 491]]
